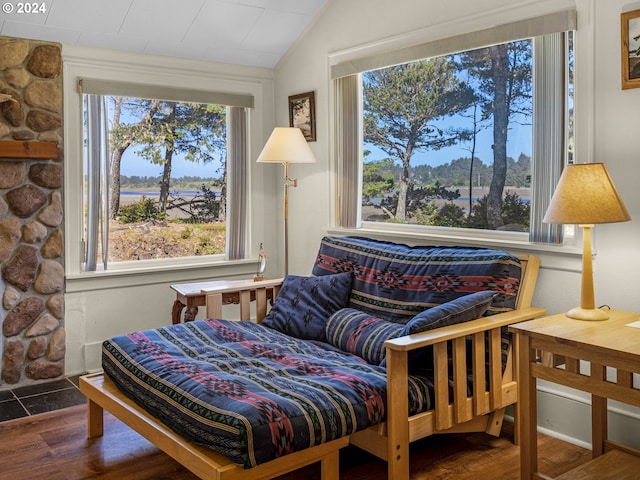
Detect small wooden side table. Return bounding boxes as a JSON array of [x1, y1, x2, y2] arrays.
[[510, 310, 640, 479], [170, 278, 277, 324]]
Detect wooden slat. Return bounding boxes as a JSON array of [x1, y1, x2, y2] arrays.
[[565, 357, 579, 374], [489, 328, 502, 409], [617, 369, 633, 388], [453, 337, 469, 423], [531, 364, 640, 406], [434, 342, 451, 431], [206, 292, 223, 319], [472, 332, 489, 415], [255, 288, 268, 322], [238, 290, 251, 320], [0, 140, 59, 159]]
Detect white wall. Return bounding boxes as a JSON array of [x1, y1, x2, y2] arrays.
[[274, 0, 640, 450]]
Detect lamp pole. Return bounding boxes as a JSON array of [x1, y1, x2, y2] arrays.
[[283, 162, 297, 276]]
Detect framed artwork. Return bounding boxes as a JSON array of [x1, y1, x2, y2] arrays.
[[288, 91, 316, 141], [621, 9, 640, 89]]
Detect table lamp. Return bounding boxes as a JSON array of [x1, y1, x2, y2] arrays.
[[257, 127, 316, 275], [543, 163, 631, 320]]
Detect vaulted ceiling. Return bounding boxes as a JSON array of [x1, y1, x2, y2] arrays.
[[0, 0, 328, 68]]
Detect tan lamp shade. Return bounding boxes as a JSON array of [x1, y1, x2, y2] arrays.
[[543, 162, 631, 225], [256, 127, 316, 165]]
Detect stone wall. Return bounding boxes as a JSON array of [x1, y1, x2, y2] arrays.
[[0, 36, 65, 388]]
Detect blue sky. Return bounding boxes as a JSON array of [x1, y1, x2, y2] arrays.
[[119, 143, 223, 178], [108, 98, 223, 179], [120, 153, 221, 178]]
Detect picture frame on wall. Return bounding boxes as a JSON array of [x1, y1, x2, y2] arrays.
[[288, 91, 316, 142], [621, 9, 640, 89]]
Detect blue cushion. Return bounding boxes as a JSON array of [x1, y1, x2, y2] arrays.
[[325, 308, 404, 365], [402, 290, 497, 336], [262, 273, 352, 342], [312, 236, 522, 322], [383, 290, 497, 372]]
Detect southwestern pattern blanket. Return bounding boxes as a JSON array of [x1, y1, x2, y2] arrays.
[[102, 318, 433, 468]]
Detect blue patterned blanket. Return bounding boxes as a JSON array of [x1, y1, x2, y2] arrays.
[[102, 319, 433, 468], [312, 236, 522, 322]]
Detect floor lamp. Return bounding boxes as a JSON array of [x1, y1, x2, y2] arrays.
[[257, 127, 316, 275], [543, 163, 631, 320]]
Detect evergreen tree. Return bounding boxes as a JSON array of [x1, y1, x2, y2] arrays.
[[460, 40, 532, 229], [363, 58, 475, 221], [131, 101, 226, 216]]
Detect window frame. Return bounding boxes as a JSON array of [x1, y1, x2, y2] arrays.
[[328, 7, 584, 256], [63, 46, 272, 292], [81, 92, 244, 271]]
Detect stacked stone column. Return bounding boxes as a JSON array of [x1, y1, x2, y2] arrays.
[[0, 37, 64, 386]]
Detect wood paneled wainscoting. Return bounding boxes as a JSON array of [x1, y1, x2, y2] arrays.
[[0, 404, 591, 480]]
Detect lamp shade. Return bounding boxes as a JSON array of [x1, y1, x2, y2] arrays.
[[256, 127, 316, 164], [543, 163, 631, 225]]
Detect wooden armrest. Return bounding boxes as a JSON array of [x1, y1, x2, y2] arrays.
[[385, 306, 546, 352], [203, 278, 283, 322], [384, 305, 545, 436]]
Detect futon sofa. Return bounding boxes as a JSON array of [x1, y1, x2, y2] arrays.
[[80, 235, 544, 480]]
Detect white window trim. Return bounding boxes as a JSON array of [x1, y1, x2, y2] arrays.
[[327, 0, 595, 262], [63, 45, 274, 292]]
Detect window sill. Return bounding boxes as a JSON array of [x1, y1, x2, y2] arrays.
[[65, 258, 259, 293]]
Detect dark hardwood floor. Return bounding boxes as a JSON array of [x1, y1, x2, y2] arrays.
[[0, 404, 591, 480]]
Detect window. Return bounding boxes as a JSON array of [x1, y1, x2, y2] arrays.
[[79, 80, 252, 272], [332, 10, 576, 244]]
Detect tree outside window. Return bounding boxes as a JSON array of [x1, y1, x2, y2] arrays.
[[84, 96, 229, 265], [362, 39, 536, 232]]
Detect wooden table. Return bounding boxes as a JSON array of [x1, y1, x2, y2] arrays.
[[510, 310, 640, 479], [171, 278, 276, 324]]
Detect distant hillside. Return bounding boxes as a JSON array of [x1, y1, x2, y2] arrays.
[[365, 154, 531, 188]]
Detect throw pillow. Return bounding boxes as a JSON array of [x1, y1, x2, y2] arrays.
[[262, 272, 352, 342], [325, 308, 404, 365], [402, 290, 497, 336], [391, 290, 497, 373]]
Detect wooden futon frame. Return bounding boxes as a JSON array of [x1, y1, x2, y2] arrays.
[[81, 254, 544, 480]]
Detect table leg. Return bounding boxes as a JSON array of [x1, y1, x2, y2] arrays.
[[171, 300, 186, 324], [87, 399, 104, 438], [591, 363, 608, 458], [517, 334, 538, 480]]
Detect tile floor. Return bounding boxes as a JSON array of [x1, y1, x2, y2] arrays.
[[0, 375, 87, 423]]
